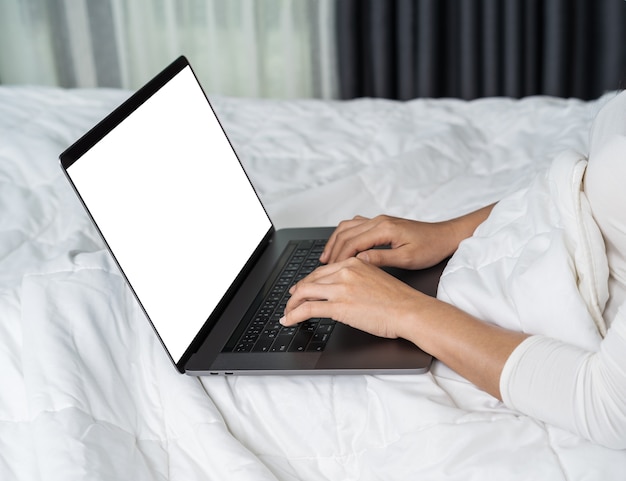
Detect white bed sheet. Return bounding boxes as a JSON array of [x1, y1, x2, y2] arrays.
[[1, 85, 625, 480]]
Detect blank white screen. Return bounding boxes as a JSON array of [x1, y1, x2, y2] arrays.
[[67, 66, 272, 363]]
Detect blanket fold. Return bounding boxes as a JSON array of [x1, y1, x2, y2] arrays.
[[438, 150, 608, 351]]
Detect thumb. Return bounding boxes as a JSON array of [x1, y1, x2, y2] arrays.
[[356, 248, 389, 266], [357, 245, 413, 268]]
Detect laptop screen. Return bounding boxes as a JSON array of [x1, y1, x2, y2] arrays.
[[63, 63, 272, 363]]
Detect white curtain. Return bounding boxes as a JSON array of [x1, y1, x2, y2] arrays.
[[0, 0, 338, 98]]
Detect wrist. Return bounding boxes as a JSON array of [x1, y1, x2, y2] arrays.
[[444, 203, 496, 254], [436, 219, 466, 259], [393, 292, 437, 342]]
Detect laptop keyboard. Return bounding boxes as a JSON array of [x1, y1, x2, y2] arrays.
[[232, 239, 336, 353]]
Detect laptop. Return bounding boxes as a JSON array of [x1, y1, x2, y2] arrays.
[[59, 56, 444, 376]]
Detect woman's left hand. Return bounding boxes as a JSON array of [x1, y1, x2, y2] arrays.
[[280, 257, 426, 339]]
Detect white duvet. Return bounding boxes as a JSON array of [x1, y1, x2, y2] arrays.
[[439, 149, 607, 350], [2, 86, 625, 480]]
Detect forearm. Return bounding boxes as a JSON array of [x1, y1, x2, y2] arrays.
[[399, 295, 528, 400]]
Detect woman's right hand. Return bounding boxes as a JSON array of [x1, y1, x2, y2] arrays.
[[319, 215, 458, 270]]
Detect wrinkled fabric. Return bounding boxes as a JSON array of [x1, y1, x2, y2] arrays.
[[585, 91, 626, 323], [2, 86, 625, 480], [438, 150, 607, 350], [440, 91, 626, 449]]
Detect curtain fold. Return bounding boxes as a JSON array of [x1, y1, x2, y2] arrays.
[[0, 0, 338, 99], [336, 0, 626, 100]]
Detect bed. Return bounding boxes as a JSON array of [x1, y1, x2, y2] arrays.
[[2, 85, 625, 480]]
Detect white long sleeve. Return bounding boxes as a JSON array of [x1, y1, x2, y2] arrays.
[[500, 304, 626, 449]]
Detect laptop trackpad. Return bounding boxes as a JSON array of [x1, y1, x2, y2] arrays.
[[316, 323, 432, 372]]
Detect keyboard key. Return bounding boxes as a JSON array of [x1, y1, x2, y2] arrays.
[[271, 334, 294, 352], [300, 320, 318, 332], [279, 326, 297, 336], [232, 239, 333, 354], [235, 342, 254, 352], [288, 329, 313, 352], [252, 337, 274, 352], [316, 323, 335, 334], [312, 332, 329, 344], [306, 342, 326, 352]]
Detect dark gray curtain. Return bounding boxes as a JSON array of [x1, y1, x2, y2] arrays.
[[336, 0, 626, 100]]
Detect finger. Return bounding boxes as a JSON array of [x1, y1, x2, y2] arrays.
[[281, 296, 329, 326], [321, 216, 369, 263], [284, 261, 355, 317], [289, 263, 345, 294], [282, 281, 339, 325], [328, 219, 396, 264], [356, 244, 410, 268], [280, 299, 336, 327]]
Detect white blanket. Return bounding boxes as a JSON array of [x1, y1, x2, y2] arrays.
[[438, 150, 608, 351], [2, 86, 625, 480]]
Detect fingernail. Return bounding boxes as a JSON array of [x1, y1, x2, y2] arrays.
[[279, 316, 286, 325]]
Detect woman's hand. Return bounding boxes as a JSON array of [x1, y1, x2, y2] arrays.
[[282, 203, 525, 401], [319, 207, 496, 270], [281, 257, 427, 339], [319, 215, 455, 270], [281, 255, 528, 401]]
